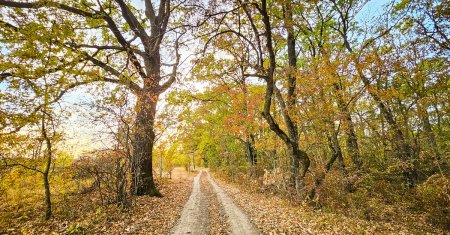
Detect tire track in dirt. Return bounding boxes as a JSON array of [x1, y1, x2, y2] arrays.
[[206, 171, 259, 235], [201, 171, 229, 234], [170, 171, 209, 235], [171, 170, 259, 235]]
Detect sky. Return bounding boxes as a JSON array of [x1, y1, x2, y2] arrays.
[[358, 0, 391, 21], [1, 0, 392, 158]]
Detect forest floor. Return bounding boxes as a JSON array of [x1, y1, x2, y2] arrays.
[[214, 175, 442, 234], [2, 167, 442, 234], [1, 167, 195, 234], [171, 169, 440, 234]]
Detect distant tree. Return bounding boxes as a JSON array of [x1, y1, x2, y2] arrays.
[[1, 109, 59, 220]]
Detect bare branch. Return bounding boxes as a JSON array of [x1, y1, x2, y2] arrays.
[[159, 31, 183, 93], [114, 0, 151, 47]]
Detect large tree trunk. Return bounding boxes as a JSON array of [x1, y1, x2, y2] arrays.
[[131, 91, 161, 196], [0, 0, 176, 198], [130, 38, 165, 196], [289, 144, 309, 192], [247, 0, 310, 194]]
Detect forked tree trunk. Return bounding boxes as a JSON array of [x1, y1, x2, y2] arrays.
[[289, 144, 309, 192], [0, 0, 177, 198], [242, 0, 310, 193], [333, 81, 362, 169], [284, 1, 310, 191], [309, 124, 346, 199]]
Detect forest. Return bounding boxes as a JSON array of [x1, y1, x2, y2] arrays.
[[0, 0, 449, 234]]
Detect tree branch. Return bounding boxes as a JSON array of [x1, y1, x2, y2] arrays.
[[114, 0, 151, 47], [75, 48, 141, 93], [159, 32, 182, 93], [101, 13, 147, 79], [0, 0, 100, 18]]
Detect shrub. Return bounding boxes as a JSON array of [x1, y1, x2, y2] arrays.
[[415, 174, 450, 228]]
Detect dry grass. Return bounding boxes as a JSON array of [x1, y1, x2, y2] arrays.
[[0, 167, 194, 234]]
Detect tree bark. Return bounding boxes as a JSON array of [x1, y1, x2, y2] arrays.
[[131, 91, 161, 196], [283, 1, 310, 190], [0, 0, 178, 197], [332, 83, 362, 169], [240, 1, 310, 193], [245, 134, 257, 165], [344, 112, 361, 168], [309, 123, 346, 199], [43, 167, 51, 220], [41, 114, 52, 220]]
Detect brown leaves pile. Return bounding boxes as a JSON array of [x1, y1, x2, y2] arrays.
[[214, 176, 441, 234]]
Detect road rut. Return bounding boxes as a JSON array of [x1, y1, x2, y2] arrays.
[[170, 170, 259, 235], [170, 171, 210, 235]]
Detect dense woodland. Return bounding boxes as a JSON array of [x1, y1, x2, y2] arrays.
[[0, 0, 449, 233]]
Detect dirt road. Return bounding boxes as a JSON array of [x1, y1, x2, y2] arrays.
[[170, 170, 259, 235]]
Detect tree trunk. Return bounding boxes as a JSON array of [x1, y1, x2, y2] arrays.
[[354, 48, 417, 186], [333, 5, 417, 185], [159, 153, 163, 178], [289, 144, 309, 192], [344, 112, 362, 168], [43, 171, 51, 220], [392, 124, 417, 186], [255, 0, 310, 194], [332, 81, 361, 169], [309, 125, 346, 199], [115, 157, 127, 206], [245, 134, 257, 165], [417, 101, 440, 160], [284, 2, 310, 191], [369, 96, 417, 186], [131, 91, 161, 196], [41, 114, 52, 220]]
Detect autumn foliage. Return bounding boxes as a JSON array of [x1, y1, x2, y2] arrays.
[[0, 0, 449, 233]]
